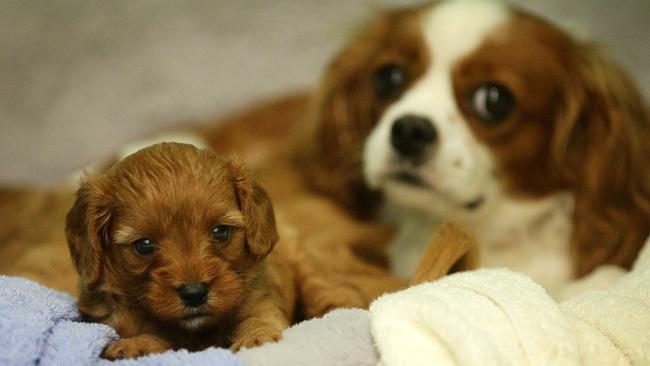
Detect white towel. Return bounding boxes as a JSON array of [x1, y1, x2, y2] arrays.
[[370, 238, 650, 366]]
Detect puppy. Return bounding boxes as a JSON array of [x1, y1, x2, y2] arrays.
[[66, 142, 297, 358]]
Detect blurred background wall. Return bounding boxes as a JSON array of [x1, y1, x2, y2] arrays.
[[1, 0, 648, 185]]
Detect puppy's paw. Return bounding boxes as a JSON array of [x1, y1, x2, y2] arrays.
[[230, 327, 282, 351], [102, 334, 170, 360]]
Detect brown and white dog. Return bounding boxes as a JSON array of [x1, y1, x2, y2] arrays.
[[296, 0, 650, 290]]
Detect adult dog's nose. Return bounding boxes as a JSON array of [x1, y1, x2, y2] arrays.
[[390, 115, 437, 160], [178, 283, 209, 307]]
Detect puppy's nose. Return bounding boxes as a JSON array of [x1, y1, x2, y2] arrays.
[[178, 283, 209, 308], [390, 115, 437, 160]]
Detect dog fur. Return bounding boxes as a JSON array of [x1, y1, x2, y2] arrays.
[[67, 142, 403, 358], [290, 1, 650, 289]]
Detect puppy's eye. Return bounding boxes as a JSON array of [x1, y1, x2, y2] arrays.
[[470, 83, 515, 124], [211, 225, 231, 244], [373, 64, 407, 101], [133, 238, 155, 256]]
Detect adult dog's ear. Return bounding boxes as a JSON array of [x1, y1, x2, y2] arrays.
[[552, 44, 650, 276], [65, 179, 113, 289], [294, 7, 427, 219], [228, 159, 279, 261]]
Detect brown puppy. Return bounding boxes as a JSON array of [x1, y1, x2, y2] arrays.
[[66, 142, 300, 358]]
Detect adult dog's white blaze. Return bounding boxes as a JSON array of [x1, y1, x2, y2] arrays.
[[364, 0, 508, 213]]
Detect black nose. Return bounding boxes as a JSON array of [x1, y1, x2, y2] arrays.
[[178, 283, 209, 308], [390, 115, 437, 159]]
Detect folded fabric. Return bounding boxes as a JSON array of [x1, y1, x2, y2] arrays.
[[0, 275, 241, 366], [5, 235, 649, 366], [369, 237, 650, 366], [0, 274, 378, 366], [238, 308, 378, 366]]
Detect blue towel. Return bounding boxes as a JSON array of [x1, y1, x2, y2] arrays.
[[0, 275, 242, 366]]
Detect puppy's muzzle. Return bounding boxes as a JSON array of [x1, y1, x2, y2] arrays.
[[390, 115, 437, 163], [177, 283, 209, 308]]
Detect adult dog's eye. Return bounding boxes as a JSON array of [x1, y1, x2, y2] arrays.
[[133, 238, 155, 256], [373, 64, 406, 101], [211, 225, 231, 244], [470, 83, 515, 124]]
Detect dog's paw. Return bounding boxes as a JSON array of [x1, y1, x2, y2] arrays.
[[102, 335, 170, 360], [230, 328, 282, 351]]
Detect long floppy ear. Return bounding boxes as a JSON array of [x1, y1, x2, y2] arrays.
[[65, 179, 114, 289], [228, 159, 279, 261], [294, 20, 384, 218], [294, 8, 427, 218], [552, 44, 650, 276]]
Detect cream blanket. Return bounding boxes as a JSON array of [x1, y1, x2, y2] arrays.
[[370, 237, 650, 366]]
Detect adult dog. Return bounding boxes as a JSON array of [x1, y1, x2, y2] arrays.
[[202, 0, 649, 291]]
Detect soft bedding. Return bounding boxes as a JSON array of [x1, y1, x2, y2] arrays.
[[3, 236, 649, 366]]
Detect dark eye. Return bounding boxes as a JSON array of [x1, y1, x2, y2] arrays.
[[211, 225, 231, 243], [133, 238, 155, 256], [470, 83, 515, 124], [373, 64, 407, 101]]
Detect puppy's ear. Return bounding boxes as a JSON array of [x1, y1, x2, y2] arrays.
[[65, 179, 113, 288], [552, 45, 650, 276], [228, 159, 279, 261]]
